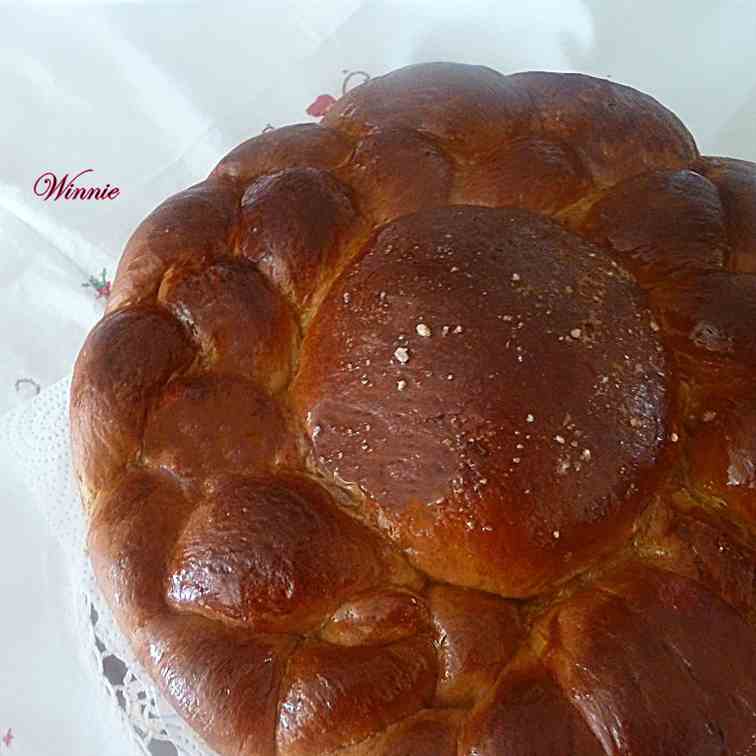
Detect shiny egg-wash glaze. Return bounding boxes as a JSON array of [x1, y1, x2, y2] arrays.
[[71, 63, 756, 755]]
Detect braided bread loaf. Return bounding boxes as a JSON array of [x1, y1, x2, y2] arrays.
[[71, 62, 756, 755]]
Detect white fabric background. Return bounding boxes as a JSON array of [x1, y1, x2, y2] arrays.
[[0, 1, 754, 754]]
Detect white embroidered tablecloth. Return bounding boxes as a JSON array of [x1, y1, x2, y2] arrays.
[[1, 2, 755, 754]]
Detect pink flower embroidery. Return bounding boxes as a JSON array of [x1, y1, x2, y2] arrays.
[[2, 728, 13, 747], [306, 94, 337, 118]]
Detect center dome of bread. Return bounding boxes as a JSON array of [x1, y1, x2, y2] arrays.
[[292, 205, 670, 596]]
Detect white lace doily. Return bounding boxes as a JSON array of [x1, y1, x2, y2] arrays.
[[2, 376, 216, 756]]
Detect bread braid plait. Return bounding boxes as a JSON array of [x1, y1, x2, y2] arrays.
[[71, 63, 756, 755]]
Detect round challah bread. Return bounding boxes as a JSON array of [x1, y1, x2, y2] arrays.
[[71, 62, 756, 755]]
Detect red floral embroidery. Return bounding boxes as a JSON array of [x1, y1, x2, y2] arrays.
[[82, 269, 111, 300], [2, 728, 13, 748], [306, 94, 336, 118], [306, 70, 372, 120]]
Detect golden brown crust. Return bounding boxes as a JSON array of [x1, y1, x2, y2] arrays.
[[167, 474, 418, 633], [429, 585, 522, 707], [71, 307, 195, 502], [651, 271, 756, 382], [541, 564, 756, 754], [144, 614, 295, 756], [212, 123, 353, 185], [460, 652, 605, 755], [578, 168, 728, 286], [72, 62, 756, 755], [276, 634, 437, 755], [141, 373, 287, 489], [238, 167, 360, 312], [338, 126, 454, 225], [88, 468, 192, 631], [292, 206, 672, 596], [157, 257, 299, 391], [107, 179, 240, 313], [503, 71, 698, 185], [320, 588, 430, 647], [337, 709, 463, 756], [452, 136, 593, 214], [324, 64, 697, 182], [644, 502, 756, 619], [693, 156, 756, 272]]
